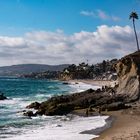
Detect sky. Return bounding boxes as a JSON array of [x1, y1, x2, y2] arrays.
[[0, 0, 140, 66]]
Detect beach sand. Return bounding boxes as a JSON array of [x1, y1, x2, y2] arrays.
[[93, 110, 140, 140], [69, 79, 116, 87], [73, 109, 140, 140], [70, 80, 140, 140]]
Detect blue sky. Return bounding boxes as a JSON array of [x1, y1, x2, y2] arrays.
[[0, 0, 139, 36], [0, 0, 139, 66]]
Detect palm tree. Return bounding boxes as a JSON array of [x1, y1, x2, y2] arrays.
[[129, 12, 140, 51]]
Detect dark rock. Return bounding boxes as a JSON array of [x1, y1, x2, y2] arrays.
[[27, 88, 125, 116], [100, 102, 129, 111], [0, 93, 7, 100], [35, 109, 46, 116], [96, 88, 101, 93], [25, 86, 129, 116], [62, 82, 69, 85], [26, 102, 40, 109], [86, 88, 95, 93], [23, 111, 36, 117], [44, 104, 74, 116]]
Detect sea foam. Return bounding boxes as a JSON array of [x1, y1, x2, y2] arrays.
[[68, 82, 101, 93], [5, 115, 108, 140], [0, 79, 106, 140]]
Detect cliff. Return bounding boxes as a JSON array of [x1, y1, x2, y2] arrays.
[[116, 51, 140, 102]]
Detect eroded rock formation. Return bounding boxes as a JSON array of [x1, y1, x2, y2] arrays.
[[116, 51, 140, 102]]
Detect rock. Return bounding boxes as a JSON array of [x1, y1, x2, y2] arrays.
[[44, 104, 74, 116], [0, 93, 7, 100], [25, 84, 130, 116], [62, 82, 69, 85], [23, 111, 36, 117], [35, 109, 45, 116], [116, 51, 140, 102], [100, 102, 129, 111], [28, 88, 123, 116], [86, 88, 95, 93], [26, 102, 40, 109]]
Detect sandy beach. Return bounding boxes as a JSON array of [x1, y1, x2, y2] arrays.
[[69, 79, 116, 87], [73, 108, 140, 140], [70, 80, 140, 140], [92, 110, 140, 140]]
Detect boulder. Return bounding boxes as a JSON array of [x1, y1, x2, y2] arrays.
[[44, 104, 74, 116], [0, 93, 7, 100], [23, 111, 36, 117], [26, 102, 40, 109], [62, 82, 69, 85], [100, 102, 129, 111], [35, 109, 46, 116]]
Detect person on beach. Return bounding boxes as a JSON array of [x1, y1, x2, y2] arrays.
[[85, 109, 89, 116], [98, 107, 101, 114]]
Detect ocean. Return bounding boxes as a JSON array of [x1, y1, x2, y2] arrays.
[[0, 77, 108, 140]]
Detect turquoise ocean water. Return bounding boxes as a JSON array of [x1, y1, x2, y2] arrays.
[[0, 77, 107, 140]]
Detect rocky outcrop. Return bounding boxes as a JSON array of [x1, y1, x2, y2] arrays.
[[23, 111, 36, 117], [26, 87, 129, 116], [0, 93, 7, 100], [26, 102, 40, 109], [116, 51, 140, 102]]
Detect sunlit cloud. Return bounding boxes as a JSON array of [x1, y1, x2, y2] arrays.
[[0, 25, 136, 66]]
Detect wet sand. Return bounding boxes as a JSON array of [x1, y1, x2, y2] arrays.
[[73, 109, 140, 140], [92, 110, 140, 140], [70, 80, 140, 140]]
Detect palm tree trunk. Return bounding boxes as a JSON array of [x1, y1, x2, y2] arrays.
[[133, 19, 140, 51]]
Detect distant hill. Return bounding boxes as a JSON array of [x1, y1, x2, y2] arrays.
[[0, 64, 70, 76]]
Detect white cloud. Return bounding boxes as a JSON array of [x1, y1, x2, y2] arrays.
[[80, 9, 120, 21], [80, 11, 95, 17], [0, 25, 137, 66], [97, 9, 109, 20]]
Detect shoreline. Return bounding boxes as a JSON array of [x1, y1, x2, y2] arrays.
[[80, 116, 114, 136], [69, 80, 140, 140], [92, 110, 140, 140], [68, 79, 117, 89], [68, 79, 115, 139], [2, 79, 140, 140], [73, 108, 140, 140]]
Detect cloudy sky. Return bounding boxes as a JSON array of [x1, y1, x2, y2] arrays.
[[0, 0, 139, 66]]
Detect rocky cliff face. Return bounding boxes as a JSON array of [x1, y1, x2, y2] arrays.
[[116, 51, 140, 102]]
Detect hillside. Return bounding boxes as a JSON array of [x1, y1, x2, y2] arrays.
[[20, 59, 118, 80], [0, 64, 70, 76]]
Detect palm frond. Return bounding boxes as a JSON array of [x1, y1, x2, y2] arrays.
[[129, 12, 138, 20]]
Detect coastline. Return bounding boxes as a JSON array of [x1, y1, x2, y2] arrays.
[[9, 79, 140, 140], [1, 78, 114, 140], [69, 80, 140, 140], [69, 79, 114, 87], [73, 108, 140, 140], [92, 110, 140, 140]]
